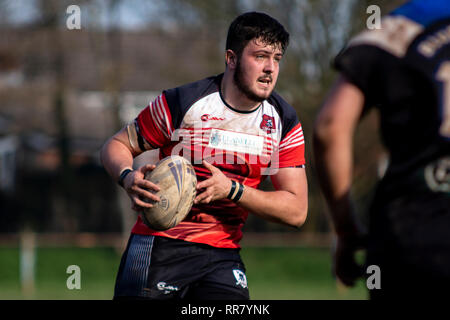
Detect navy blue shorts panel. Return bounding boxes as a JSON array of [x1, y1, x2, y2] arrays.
[[113, 234, 155, 298], [114, 235, 249, 300]]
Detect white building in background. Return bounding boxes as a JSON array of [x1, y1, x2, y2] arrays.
[[74, 90, 161, 166], [119, 91, 159, 123], [76, 90, 159, 123]]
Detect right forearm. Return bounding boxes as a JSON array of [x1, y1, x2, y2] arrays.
[[313, 132, 358, 235], [100, 137, 135, 182], [313, 76, 366, 237]]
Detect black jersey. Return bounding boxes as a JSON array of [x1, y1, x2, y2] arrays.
[[334, 0, 450, 181], [334, 2, 450, 291]]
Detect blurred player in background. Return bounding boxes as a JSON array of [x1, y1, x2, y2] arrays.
[[101, 12, 308, 300], [313, 0, 450, 299]]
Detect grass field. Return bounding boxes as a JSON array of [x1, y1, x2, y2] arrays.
[[0, 246, 367, 300]]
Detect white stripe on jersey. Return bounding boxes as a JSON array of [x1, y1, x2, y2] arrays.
[[282, 126, 303, 142], [149, 100, 166, 135], [280, 141, 305, 150], [279, 136, 304, 148], [155, 96, 170, 139], [157, 95, 173, 139], [279, 127, 304, 149]]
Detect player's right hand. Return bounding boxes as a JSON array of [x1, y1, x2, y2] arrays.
[[123, 164, 161, 211], [332, 234, 367, 287]]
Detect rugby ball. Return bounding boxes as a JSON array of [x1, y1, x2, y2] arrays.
[[141, 155, 197, 231]]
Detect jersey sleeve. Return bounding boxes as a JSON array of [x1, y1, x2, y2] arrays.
[[275, 122, 305, 168], [334, 15, 425, 108], [335, 43, 400, 109], [135, 93, 175, 150], [334, 45, 378, 94], [266, 92, 306, 170]]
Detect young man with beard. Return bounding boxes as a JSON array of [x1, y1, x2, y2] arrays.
[[101, 12, 308, 300]]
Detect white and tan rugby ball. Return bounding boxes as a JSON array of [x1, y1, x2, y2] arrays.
[[141, 155, 197, 231]]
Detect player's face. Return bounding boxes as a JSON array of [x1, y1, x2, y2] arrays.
[[233, 38, 282, 102]]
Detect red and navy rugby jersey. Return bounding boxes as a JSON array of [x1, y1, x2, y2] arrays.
[[131, 73, 305, 248]]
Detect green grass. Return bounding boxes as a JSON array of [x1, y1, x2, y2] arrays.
[[0, 246, 120, 300], [0, 246, 367, 300], [241, 247, 367, 300]]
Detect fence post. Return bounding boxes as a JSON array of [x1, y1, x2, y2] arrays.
[[20, 229, 36, 298]]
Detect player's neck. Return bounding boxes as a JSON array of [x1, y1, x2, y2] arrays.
[[221, 71, 261, 112]]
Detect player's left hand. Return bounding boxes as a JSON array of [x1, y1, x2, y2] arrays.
[[194, 160, 232, 204]]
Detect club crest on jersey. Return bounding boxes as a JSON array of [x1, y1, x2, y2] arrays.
[[260, 114, 276, 134]]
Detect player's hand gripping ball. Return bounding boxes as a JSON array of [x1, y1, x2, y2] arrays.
[[141, 156, 197, 231]]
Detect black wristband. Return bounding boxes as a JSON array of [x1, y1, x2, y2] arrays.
[[227, 180, 237, 200], [232, 182, 244, 203], [118, 168, 133, 187], [227, 180, 244, 202]]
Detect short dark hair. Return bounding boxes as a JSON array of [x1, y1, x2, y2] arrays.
[[226, 12, 289, 58]]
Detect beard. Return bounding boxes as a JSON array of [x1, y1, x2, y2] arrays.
[[233, 59, 272, 103]]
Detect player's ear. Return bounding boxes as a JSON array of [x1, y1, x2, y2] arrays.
[[225, 49, 237, 69]]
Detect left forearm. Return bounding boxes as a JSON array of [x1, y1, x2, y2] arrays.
[[195, 161, 308, 228], [237, 186, 307, 228]]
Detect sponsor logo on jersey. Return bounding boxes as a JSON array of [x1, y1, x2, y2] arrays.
[[260, 114, 276, 134], [232, 269, 248, 289], [201, 114, 225, 121], [208, 129, 264, 156]]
